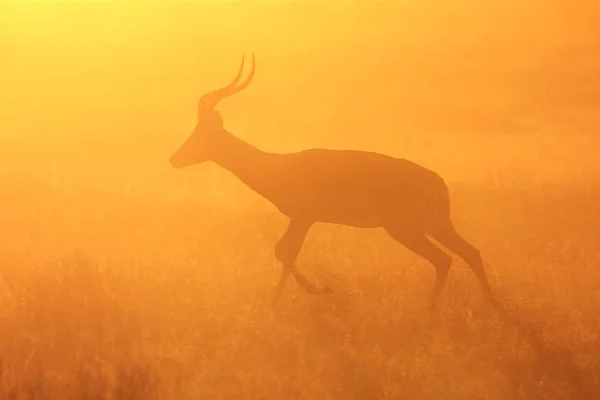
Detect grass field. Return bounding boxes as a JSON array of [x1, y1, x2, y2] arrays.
[[1, 146, 599, 399]]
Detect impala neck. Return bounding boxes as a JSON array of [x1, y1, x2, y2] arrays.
[[211, 129, 275, 192]]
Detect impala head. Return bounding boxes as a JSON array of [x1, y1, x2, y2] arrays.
[[169, 53, 256, 168]]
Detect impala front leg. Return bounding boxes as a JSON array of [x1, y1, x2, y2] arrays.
[[272, 219, 332, 302]]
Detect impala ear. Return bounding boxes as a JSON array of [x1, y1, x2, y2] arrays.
[[204, 110, 224, 129]]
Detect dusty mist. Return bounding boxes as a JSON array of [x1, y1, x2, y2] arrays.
[[1, 1, 600, 398]]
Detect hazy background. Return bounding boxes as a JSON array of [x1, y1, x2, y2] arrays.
[[1, 1, 600, 398], [2, 0, 600, 199]]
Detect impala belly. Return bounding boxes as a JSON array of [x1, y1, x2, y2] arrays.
[[258, 149, 447, 228]]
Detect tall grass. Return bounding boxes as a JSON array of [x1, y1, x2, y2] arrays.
[[1, 170, 599, 399]]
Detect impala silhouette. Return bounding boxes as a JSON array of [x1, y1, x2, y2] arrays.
[[170, 54, 495, 308]]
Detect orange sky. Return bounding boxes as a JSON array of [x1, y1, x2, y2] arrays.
[[1, 0, 599, 197], [2, 1, 598, 135]]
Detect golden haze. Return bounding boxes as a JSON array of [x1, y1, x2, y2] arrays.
[[1, 0, 600, 398]]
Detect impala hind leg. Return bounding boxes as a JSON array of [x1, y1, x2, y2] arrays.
[[384, 227, 453, 309], [428, 220, 495, 304], [272, 219, 332, 303]]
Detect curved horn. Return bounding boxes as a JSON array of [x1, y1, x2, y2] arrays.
[[203, 55, 246, 104], [199, 53, 256, 111], [224, 53, 255, 98]]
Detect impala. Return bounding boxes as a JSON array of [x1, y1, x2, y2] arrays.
[[170, 54, 495, 308]]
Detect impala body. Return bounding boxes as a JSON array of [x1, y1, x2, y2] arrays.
[[170, 54, 495, 308]]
